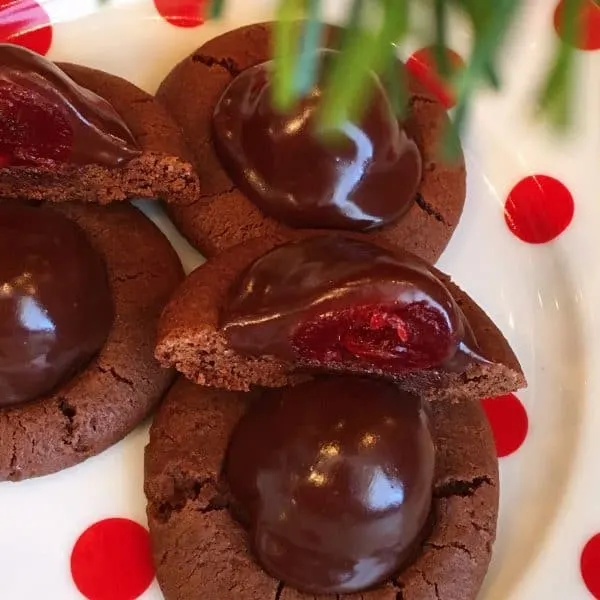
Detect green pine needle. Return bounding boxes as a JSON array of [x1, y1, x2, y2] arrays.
[[449, 0, 521, 139], [208, 0, 225, 19], [295, 0, 324, 96], [433, 0, 451, 78], [538, 0, 584, 129], [124, 0, 586, 154], [272, 1, 304, 110], [319, 0, 409, 129]]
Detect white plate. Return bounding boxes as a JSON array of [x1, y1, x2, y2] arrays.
[[1, 1, 599, 599]]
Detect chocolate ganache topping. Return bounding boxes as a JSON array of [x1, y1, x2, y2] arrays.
[[0, 44, 140, 167], [0, 204, 114, 407], [212, 49, 421, 231], [221, 235, 484, 374], [225, 376, 435, 594]]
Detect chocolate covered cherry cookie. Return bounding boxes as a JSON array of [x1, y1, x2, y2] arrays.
[[0, 44, 199, 205], [145, 376, 499, 600], [0, 202, 183, 480], [155, 233, 526, 401], [157, 22, 466, 263]]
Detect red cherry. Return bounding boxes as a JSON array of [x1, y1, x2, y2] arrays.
[[292, 303, 455, 372], [0, 83, 73, 165], [0, 44, 140, 168]]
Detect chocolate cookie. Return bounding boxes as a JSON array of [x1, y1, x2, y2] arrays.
[[0, 44, 199, 205], [155, 233, 526, 401], [0, 202, 183, 481], [157, 22, 466, 263], [145, 377, 499, 600]]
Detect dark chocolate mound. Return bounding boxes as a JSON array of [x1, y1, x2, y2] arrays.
[[0, 202, 183, 481], [156, 21, 466, 262], [145, 378, 499, 600]]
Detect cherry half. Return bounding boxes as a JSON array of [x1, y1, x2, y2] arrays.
[[292, 301, 454, 370], [0, 81, 72, 166], [222, 235, 464, 374], [0, 44, 140, 168]]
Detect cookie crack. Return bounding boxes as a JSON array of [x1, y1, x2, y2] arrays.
[[434, 475, 492, 499], [409, 93, 440, 108], [274, 581, 284, 600], [391, 578, 406, 600], [192, 53, 241, 76], [470, 519, 488, 534], [421, 571, 441, 600], [57, 397, 76, 447], [424, 540, 473, 561], [114, 271, 146, 283], [153, 474, 227, 523], [97, 365, 134, 388], [414, 193, 447, 225], [9, 418, 27, 474], [9, 440, 17, 471], [197, 496, 229, 515], [131, 97, 153, 106], [198, 183, 237, 201]]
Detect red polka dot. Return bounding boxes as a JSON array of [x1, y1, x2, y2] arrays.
[[71, 518, 155, 600], [582, 534, 600, 598], [504, 175, 574, 244], [481, 394, 528, 458], [554, 0, 600, 50], [0, 0, 52, 55], [405, 47, 465, 109], [153, 0, 206, 28]]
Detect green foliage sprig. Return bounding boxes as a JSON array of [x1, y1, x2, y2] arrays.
[[95, 0, 587, 143], [207, 0, 586, 140]]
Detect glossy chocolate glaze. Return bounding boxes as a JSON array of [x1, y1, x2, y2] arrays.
[[225, 376, 435, 594], [0, 44, 140, 167], [0, 204, 114, 407], [221, 235, 485, 373], [212, 49, 421, 231]]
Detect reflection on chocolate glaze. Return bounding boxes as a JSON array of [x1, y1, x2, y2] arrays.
[[0, 204, 114, 407], [212, 49, 421, 231], [0, 44, 140, 168], [225, 376, 435, 594], [222, 235, 487, 374]]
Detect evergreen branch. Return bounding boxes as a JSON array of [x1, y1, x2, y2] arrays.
[[319, 0, 409, 129], [433, 0, 451, 78], [208, 0, 225, 19], [98, 0, 588, 150], [242, 0, 583, 144], [450, 0, 521, 137], [295, 0, 324, 96], [272, 0, 304, 109], [538, 0, 584, 129]]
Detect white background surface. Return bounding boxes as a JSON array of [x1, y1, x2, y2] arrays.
[[0, 1, 599, 598]]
